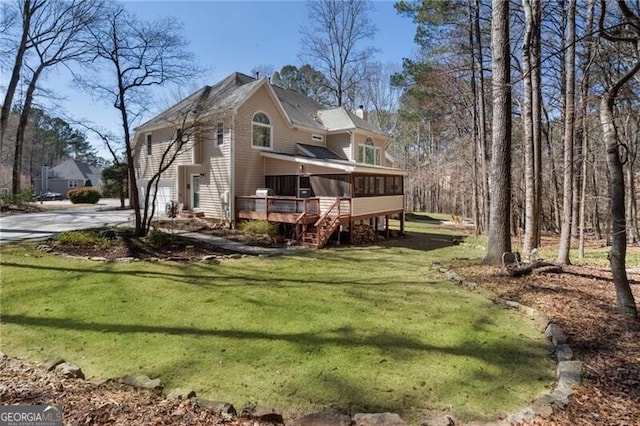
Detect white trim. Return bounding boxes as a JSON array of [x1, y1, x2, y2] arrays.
[[251, 111, 273, 150]]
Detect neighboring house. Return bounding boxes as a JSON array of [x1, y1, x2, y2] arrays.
[[134, 72, 405, 247], [36, 159, 102, 197]]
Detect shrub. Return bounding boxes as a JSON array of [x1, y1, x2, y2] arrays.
[[237, 220, 278, 237], [56, 229, 109, 248], [67, 187, 101, 204], [145, 229, 173, 248], [1, 188, 36, 208]]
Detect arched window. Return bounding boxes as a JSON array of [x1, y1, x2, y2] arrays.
[[252, 112, 272, 149], [358, 137, 381, 165]]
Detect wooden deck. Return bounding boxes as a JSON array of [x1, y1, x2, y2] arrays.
[[236, 196, 322, 224]]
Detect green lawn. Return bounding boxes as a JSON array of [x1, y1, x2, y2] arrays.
[[0, 222, 553, 423]]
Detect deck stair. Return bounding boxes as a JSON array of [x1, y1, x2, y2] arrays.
[[298, 198, 342, 248]]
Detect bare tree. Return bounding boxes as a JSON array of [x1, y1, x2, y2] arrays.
[[597, 0, 640, 319], [521, 0, 542, 260], [299, 0, 377, 108], [360, 61, 402, 135], [483, 0, 512, 265], [578, 0, 596, 258], [557, 0, 577, 264], [80, 6, 197, 237], [0, 0, 45, 173], [8, 0, 102, 194]]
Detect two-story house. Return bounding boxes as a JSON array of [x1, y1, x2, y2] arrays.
[[134, 72, 405, 247]]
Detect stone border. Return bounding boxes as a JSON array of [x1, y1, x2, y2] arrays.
[[434, 263, 583, 425]]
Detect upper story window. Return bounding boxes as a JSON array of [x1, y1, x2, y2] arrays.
[[146, 134, 152, 156], [358, 137, 381, 166], [252, 112, 272, 149], [216, 122, 224, 145]]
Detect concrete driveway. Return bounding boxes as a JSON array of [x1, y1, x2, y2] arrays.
[[0, 199, 134, 243]]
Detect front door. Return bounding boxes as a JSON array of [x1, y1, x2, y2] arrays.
[[191, 174, 200, 209]]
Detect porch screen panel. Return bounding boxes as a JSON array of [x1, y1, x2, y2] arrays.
[[265, 175, 296, 196], [309, 174, 351, 197]]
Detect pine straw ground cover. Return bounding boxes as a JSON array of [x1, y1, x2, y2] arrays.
[[451, 256, 640, 425]]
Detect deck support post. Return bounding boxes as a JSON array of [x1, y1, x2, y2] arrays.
[[385, 215, 390, 238], [400, 211, 405, 235]]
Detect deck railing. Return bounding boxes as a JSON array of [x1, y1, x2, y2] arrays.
[[236, 196, 320, 216]]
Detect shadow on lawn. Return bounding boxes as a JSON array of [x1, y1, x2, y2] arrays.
[[1, 313, 551, 419], [2, 313, 549, 369], [1, 257, 442, 290]]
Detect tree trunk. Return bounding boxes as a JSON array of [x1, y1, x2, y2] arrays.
[[557, 0, 576, 264], [522, 0, 541, 261], [475, 0, 489, 234], [601, 93, 638, 319], [578, 0, 595, 258], [1, 0, 35, 165], [12, 66, 44, 195], [483, 0, 512, 265]]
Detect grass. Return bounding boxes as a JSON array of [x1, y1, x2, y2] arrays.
[[0, 221, 554, 423]]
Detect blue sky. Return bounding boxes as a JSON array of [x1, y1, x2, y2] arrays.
[[37, 1, 418, 158]]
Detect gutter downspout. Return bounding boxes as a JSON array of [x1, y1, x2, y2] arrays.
[[229, 113, 235, 229]]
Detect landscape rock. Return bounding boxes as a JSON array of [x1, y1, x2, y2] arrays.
[[420, 414, 455, 425], [463, 421, 509, 426], [192, 398, 237, 415], [37, 356, 65, 371], [353, 412, 406, 425], [55, 362, 85, 379], [507, 406, 535, 424], [532, 311, 550, 331], [444, 270, 460, 282], [556, 343, 574, 361], [538, 388, 572, 407], [166, 388, 196, 400], [544, 323, 567, 346], [239, 403, 284, 423], [118, 374, 163, 392], [289, 412, 352, 426], [557, 360, 583, 389], [530, 399, 554, 418]]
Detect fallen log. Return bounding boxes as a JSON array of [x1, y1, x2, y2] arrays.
[[506, 261, 563, 277]]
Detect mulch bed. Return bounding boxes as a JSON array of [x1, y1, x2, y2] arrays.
[[0, 357, 261, 425]]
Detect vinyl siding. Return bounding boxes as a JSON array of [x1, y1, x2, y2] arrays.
[[134, 120, 233, 220], [352, 195, 404, 217], [234, 85, 318, 196], [264, 158, 342, 176], [201, 118, 232, 219], [326, 133, 352, 160]]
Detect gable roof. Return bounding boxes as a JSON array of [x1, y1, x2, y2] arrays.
[[136, 71, 386, 137], [317, 108, 383, 135], [49, 159, 101, 185]]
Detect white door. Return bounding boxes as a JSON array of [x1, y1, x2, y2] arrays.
[[191, 174, 200, 210]]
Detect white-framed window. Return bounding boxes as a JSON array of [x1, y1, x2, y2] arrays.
[[146, 134, 152, 156], [252, 112, 272, 149], [216, 122, 224, 145], [68, 180, 79, 188], [358, 137, 381, 166]]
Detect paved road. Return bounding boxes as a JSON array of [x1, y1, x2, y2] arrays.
[[0, 199, 134, 243]]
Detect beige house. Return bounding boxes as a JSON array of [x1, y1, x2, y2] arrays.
[[134, 72, 405, 247]]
